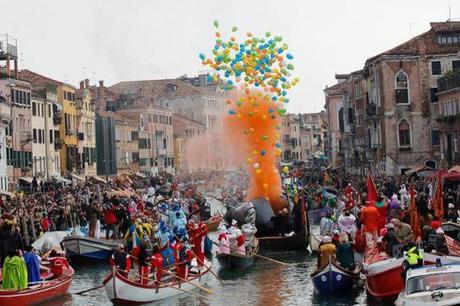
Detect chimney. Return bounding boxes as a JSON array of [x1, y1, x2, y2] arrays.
[[79, 81, 84, 90], [99, 80, 105, 97], [84, 79, 90, 89]]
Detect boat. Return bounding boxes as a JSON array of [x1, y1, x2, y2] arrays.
[[216, 240, 259, 269], [311, 258, 361, 294], [0, 257, 74, 306], [395, 263, 460, 306], [204, 214, 222, 232], [258, 226, 309, 250], [103, 259, 211, 304], [364, 238, 460, 302], [441, 221, 460, 242], [62, 235, 121, 261]]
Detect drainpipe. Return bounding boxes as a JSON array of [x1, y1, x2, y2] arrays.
[[44, 97, 50, 181]]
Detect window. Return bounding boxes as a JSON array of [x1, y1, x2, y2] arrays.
[[431, 61, 441, 75], [398, 119, 411, 148], [431, 129, 440, 146], [395, 70, 409, 104], [153, 114, 158, 123], [32, 102, 37, 116], [33, 129, 37, 143], [453, 60, 460, 72], [163, 138, 167, 149], [430, 88, 439, 103], [338, 107, 344, 132]]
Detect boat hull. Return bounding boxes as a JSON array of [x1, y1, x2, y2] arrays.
[[0, 268, 74, 306], [311, 261, 356, 294], [104, 266, 210, 304], [257, 227, 309, 250], [216, 253, 254, 269], [364, 254, 460, 302], [62, 236, 121, 262]]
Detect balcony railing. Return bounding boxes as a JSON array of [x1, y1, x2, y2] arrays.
[[438, 71, 460, 93], [53, 112, 62, 125]]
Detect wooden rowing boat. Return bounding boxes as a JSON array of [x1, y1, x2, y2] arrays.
[[103, 260, 211, 304], [204, 214, 222, 232], [0, 257, 74, 306], [62, 235, 122, 262], [216, 240, 259, 269], [311, 259, 361, 294], [257, 226, 309, 250]]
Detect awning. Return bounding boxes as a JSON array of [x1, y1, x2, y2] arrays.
[[19, 177, 33, 184], [90, 176, 108, 184], [71, 174, 85, 182], [0, 190, 15, 198], [405, 164, 425, 175], [445, 171, 460, 181], [52, 176, 72, 185], [449, 165, 460, 173]]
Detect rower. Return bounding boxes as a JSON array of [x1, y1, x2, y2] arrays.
[[110, 244, 131, 278], [150, 244, 163, 285], [2, 250, 27, 289], [23, 245, 41, 284], [317, 236, 336, 270], [137, 243, 150, 285]]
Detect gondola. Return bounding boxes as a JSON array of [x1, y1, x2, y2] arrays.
[[257, 226, 309, 250], [103, 259, 211, 304], [216, 240, 259, 269], [311, 259, 361, 294], [441, 221, 460, 241], [0, 257, 74, 306]]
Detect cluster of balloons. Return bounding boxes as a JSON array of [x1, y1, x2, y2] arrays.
[[200, 22, 298, 208], [200, 20, 299, 106]]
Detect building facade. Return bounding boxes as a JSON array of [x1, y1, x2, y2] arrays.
[[76, 80, 96, 176], [115, 116, 139, 174], [281, 114, 301, 161], [324, 21, 460, 175]]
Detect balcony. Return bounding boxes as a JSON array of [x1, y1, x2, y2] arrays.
[[54, 139, 63, 150], [438, 71, 460, 93], [53, 112, 62, 125]]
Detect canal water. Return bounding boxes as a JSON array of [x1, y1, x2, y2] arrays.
[[42, 235, 395, 306]]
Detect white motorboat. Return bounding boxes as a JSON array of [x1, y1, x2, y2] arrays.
[[395, 262, 460, 306]]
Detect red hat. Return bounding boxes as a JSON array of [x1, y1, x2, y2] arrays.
[[431, 221, 440, 230]]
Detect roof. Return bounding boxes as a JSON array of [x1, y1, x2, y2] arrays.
[[324, 81, 347, 95], [18, 69, 74, 89], [366, 21, 460, 65], [109, 78, 215, 102], [173, 114, 206, 127]]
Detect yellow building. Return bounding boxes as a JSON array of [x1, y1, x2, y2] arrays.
[[17, 70, 77, 175], [55, 84, 77, 173]]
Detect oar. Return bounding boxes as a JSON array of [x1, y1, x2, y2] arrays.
[[74, 285, 104, 295], [163, 269, 213, 294], [188, 247, 224, 285], [212, 241, 290, 266], [173, 233, 224, 285]]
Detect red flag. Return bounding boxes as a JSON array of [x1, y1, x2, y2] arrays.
[[432, 171, 444, 221], [409, 186, 421, 240], [367, 173, 377, 204]]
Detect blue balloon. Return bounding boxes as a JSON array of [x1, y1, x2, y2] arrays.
[[261, 150, 266, 156], [286, 53, 294, 60]]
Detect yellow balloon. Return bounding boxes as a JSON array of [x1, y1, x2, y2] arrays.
[[255, 169, 262, 174], [263, 183, 268, 190], [283, 166, 289, 174]]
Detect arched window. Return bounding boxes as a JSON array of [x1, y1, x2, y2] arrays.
[[395, 70, 409, 104], [398, 119, 411, 148]]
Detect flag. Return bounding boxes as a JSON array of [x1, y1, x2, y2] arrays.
[[366, 173, 377, 204], [409, 186, 421, 240], [432, 171, 444, 221]]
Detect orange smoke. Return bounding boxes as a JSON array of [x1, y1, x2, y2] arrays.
[[225, 89, 284, 211]]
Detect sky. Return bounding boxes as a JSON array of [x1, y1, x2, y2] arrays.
[[0, 0, 457, 113]]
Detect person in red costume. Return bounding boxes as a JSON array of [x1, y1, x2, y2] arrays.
[[344, 183, 355, 198], [176, 248, 195, 280], [188, 221, 208, 267], [375, 195, 387, 232], [360, 200, 380, 248], [150, 244, 163, 284], [345, 194, 355, 210]]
